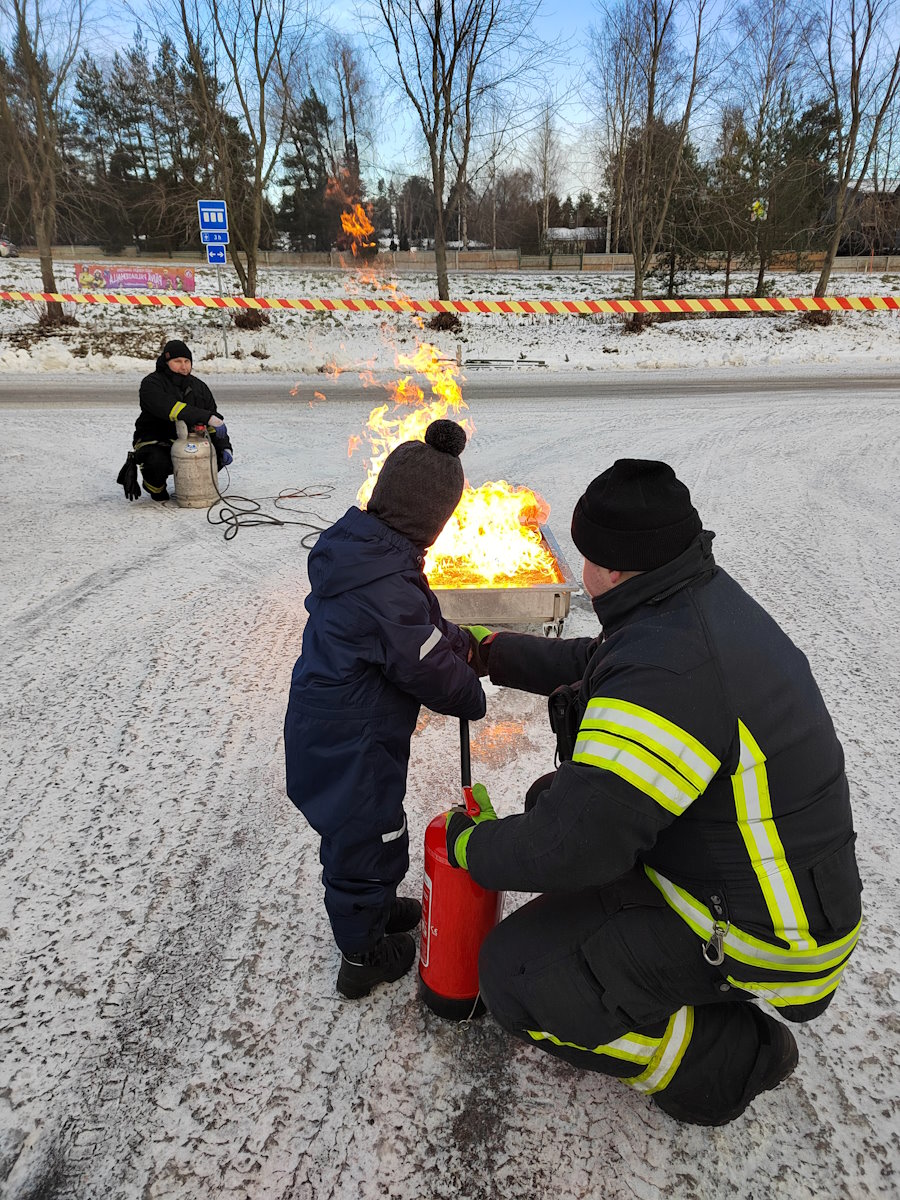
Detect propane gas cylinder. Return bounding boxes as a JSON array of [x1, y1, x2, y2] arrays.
[[171, 419, 219, 508]]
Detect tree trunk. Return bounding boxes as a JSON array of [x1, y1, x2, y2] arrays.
[[667, 248, 676, 298], [34, 200, 62, 324], [434, 215, 450, 300], [755, 252, 767, 298], [816, 191, 846, 297], [724, 250, 731, 298]]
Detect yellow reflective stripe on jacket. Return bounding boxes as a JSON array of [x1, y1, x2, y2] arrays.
[[732, 721, 815, 951], [169, 400, 186, 421], [625, 1006, 694, 1095], [645, 866, 860, 975], [573, 730, 701, 815], [727, 960, 848, 1007], [527, 1028, 657, 1066], [580, 698, 721, 793]]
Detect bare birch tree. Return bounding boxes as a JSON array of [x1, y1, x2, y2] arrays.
[[533, 103, 564, 248], [810, 0, 900, 296], [595, 0, 724, 303], [0, 0, 85, 323], [732, 0, 814, 295], [368, 0, 543, 299], [172, 0, 306, 299], [589, 1, 640, 254]]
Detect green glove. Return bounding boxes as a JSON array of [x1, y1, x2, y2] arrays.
[[463, 625, 494, 644], [462, 626, 496, 677], [445, 783, 497, 869]]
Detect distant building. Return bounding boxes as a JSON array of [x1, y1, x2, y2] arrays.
[[545, 227, 604, 253], [836, 179, 900, 254]]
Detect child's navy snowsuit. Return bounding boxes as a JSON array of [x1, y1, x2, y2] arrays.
[[284, 506, 486, 954]]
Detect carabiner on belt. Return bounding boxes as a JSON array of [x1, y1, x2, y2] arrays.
[[702, 920, 729, 966]]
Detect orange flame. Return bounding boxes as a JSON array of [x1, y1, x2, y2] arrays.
[[351, 339, 560, 588], [427, 481, 560, 588], [340, 203, 375, 257]]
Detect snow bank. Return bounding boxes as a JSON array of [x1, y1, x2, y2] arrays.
[[2, 258, 900, 377]]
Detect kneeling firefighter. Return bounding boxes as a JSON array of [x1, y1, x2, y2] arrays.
[[127, 339, 233, 502], [446, 459, 862, 1126]]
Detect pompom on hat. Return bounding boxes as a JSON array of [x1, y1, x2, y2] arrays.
[[571, 458, 701, 571], [367, 418, 467, 548]]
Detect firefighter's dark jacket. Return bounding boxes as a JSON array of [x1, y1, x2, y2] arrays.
[[133, 355, 232, 451], [468, 531, 862, 1004], [284, 506, 485, 836]]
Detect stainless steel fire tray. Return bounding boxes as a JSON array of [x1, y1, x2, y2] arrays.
[[431, 525, 579, 636]]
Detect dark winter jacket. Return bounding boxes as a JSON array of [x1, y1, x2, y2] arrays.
[[466, 532, 862, 1018], [133, 355, 232, 450], [284, 506, 486, 840]]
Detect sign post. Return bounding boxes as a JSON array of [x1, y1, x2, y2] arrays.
[[198, 200, 230, 360]]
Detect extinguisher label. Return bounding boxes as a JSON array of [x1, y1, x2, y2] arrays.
[[185, 443, 198, 454], [421, 871, 433, 968]]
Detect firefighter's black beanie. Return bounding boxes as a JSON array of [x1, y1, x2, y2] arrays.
[[367, 419, 467, 549], [162, 339, 192, 364], [571, 459, 701, 571]]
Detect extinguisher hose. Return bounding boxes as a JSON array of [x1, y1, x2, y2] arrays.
[[198, 425, 334, 544]]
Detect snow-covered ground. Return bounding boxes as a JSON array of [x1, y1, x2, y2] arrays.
[[3, 256, 900, 375], [1, 364, 899, 1199]]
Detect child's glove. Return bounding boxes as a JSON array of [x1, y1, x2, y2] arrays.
[[462, 625, 496, 676], [445, 783, 497, 869]]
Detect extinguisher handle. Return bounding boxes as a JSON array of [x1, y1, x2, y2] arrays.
[[460, 719, 471, 788], [460, 720, 481, 816], [463, 785, 480, 817]]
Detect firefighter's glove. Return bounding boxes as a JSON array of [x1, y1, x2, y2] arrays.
[[463, 625, 496, 677], [211, 419, 228, 441], [116, 451, 141, 501], [221, 449, 233, 467], [445, 784, 497, 870]]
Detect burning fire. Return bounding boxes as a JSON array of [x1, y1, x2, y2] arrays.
[[352, 343, 471, 507], [427, 480, 561, 588], [340, 204, 375, 256], [349, 336, 560, 590], [334, 203, 560, 588]]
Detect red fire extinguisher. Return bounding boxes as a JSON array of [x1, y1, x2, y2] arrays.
[[419, 719, 504, 1019]]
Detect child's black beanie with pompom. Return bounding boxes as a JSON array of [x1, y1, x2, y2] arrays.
[[366, 418, 467, 549]]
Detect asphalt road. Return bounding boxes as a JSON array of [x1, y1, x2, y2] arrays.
[[0, 362, 898, 407]]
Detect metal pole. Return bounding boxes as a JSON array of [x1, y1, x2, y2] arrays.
[[216, 264, 228, 359]]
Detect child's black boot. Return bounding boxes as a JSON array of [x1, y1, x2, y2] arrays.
[[337, 932, 417, 999], [386, 896, 422, 934]]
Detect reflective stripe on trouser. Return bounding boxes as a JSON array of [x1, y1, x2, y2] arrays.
[[133, 441, 173, 492], [477, 873, 793, 1122], [528, 1005, 695, 1095]]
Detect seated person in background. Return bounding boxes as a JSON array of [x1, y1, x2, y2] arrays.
[[132, 339, 233, 502]]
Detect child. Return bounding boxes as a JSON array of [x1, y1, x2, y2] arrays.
[[284, 419, 486, 998]]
